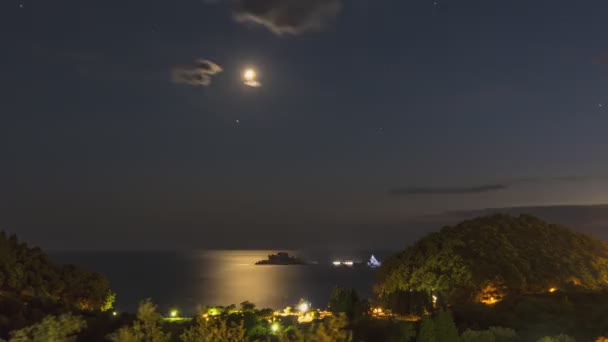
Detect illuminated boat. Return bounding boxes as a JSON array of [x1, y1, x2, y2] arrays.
[[367, 255, 381, 268]]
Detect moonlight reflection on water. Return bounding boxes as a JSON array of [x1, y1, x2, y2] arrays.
[[51, 250, 377, 314], [201, 250, 300, 308]]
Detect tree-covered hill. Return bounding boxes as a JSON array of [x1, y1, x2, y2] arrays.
[[0, 231, 114, 334], [375, 214, 608, 306]]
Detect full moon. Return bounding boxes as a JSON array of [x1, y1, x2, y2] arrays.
[[242, 67, 261, 87], [243, 68, 256, 81]]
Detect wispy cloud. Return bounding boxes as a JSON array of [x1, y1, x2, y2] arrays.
[[389, 184, 508, 196], [389, 175, 605, 197], [171, 59, 223, 86], [233, 0, 343, 35]]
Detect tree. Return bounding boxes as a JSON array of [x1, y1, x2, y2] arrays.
[[108, 328, 138, 342], [462, 327, 518, 342], [328, 287, 368, 321], [239, 301, 256, 312], [417, 317, 437, 342], [435, 310, 460, 342], [391, 322, 416, 342], [108, 299, 170, 342], [308, 314, 352, 342], [180, 318, 246, 342], [277, 325, 305, 342], [0, 231, 114, 314], [416, 311, 463, 342], [6, 314, 85, 342]]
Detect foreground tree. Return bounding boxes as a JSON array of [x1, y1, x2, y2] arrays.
[[416, 310, 460, 342], [108, 299, 170, 342], [181, 318, 246, 342], [435, 310, 460, 342], [416, 317, 437, 342], [327, 287, 368, 321], [307, 314, 352, 342], [4, 314, 85, 342], [461, 327, 518, 342]]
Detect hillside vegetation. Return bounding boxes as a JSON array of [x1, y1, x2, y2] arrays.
[[0, 232, 114, 334], [376, 214, 608, 305]]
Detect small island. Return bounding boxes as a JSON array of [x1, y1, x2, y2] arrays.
[[255, 252, 308, 265]]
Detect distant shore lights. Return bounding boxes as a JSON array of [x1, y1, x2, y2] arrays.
[[332, 255, 381, 267], [332, 260, 354, 267]]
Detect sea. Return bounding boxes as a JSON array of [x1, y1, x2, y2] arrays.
[[50, 250, 393, 315]]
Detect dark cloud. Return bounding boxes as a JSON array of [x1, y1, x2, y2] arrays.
[[389, 184, 508, 196], [234, 0, 343, 35], [389, 175, 606, 197], [171, 59, 223, 86]]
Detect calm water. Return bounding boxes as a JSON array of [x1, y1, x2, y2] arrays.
[[51, 250, 387, 315]]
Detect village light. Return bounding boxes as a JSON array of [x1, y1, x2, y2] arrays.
[[298, 302, 309, 313]]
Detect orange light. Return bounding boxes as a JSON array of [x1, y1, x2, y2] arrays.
[[480, 296, 500, 305]]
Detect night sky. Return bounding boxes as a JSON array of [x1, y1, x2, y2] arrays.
[[1, 0, 608, 250]]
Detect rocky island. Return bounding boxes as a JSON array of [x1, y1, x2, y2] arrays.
[[255, 252, 308, 265]]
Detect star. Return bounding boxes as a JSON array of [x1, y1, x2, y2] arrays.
[[19, 4, 24, 8], [235, 119, 240, 125]]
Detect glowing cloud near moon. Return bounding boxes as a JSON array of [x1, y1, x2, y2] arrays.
[[242, 67, 261, 87]]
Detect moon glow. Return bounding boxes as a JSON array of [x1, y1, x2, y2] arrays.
[[242, 67, 261, 87]]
